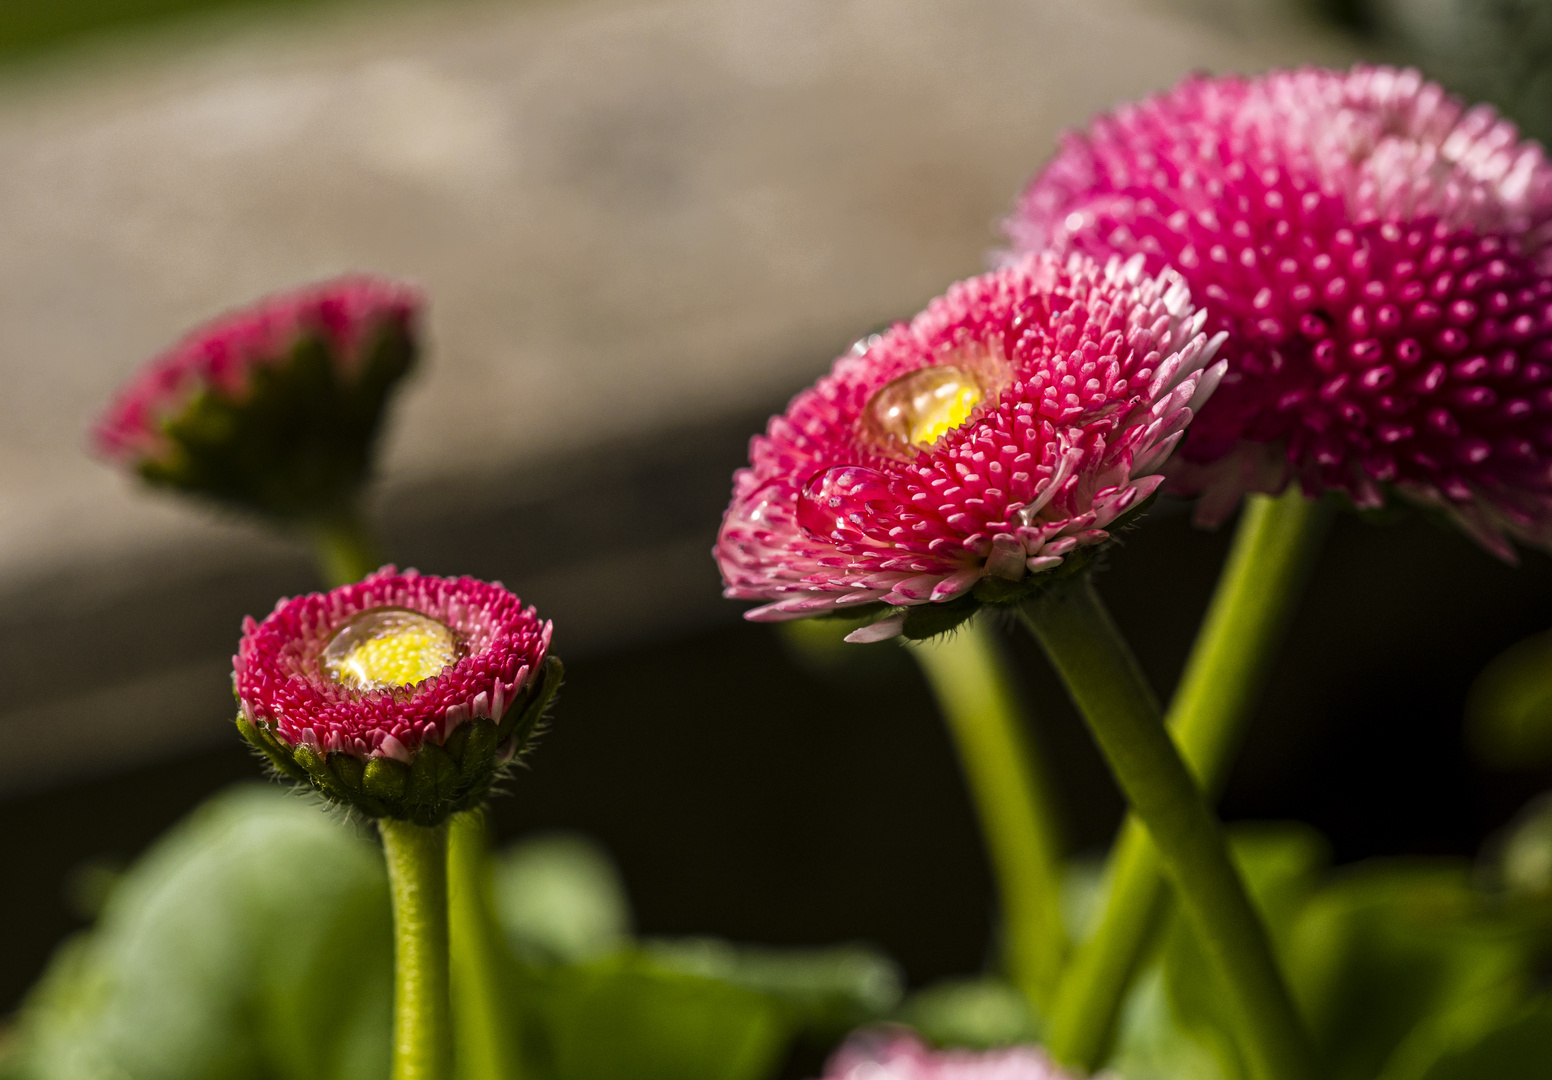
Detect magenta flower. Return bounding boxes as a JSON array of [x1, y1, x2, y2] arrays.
[[716, 252, 1224, 642], [1007, 65, 1552, 556], [234, 566, 560, 822], [94, 275, 421, 524], [818, 1031, 1077, 1080]]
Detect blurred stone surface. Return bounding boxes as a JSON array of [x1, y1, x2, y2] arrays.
[[0, 0, 1352, 792]]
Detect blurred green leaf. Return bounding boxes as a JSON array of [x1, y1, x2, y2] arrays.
[[1156, 822, 1332, 1079], [646, 938, 902, 1040], [1481, 792, 1552, 904], [1288, 861, 1543, 1080], [6, 783, 392, 1080], [1406, 996, 1552, 1080], [492, 832, 632, 964], [896, 977, 1039, 1049], [525, 954, 788, 1080], [1465, 628, 1552, 768]]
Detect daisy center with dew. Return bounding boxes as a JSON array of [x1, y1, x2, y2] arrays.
[[865, 365, 984, 449], [323, 607, 462, 691]]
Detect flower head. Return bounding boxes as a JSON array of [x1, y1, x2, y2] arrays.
[[715, 252, 1224, 642], [94, 275, 421, 524], [818, 1030, 1077, 1080], [1007, 65, 1552, 557], [234, 566, 560, 823]]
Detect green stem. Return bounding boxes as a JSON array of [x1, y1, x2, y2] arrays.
[[380, 818, 455, 1080], [1044, 489, 1331, 1071], [448, 809, 523, 1080], [907, 618, 1068, 1013], [1020, 577, 1316, 1080], [306, 508, 384, 587]]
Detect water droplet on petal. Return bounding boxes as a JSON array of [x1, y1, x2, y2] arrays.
[[797, 466, 895, 544], [324, 607, 462, 691], [863, 366, 984, 451]]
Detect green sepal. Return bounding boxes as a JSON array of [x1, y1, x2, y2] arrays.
[[232, 652, 563, 824], [235, 717, 309, 782], [896, 544, 1103, 641], [458, 720, 499, 786], [500, 655, 565, 747], [293, 744, 346, 801], [138, 320, 416, 524], [330, 753, 366, 794], [408, 743, 459, 809], [363, 757, 410, 801]]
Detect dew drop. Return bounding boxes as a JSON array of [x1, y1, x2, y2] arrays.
[[863, 366, 985, 451], [323, 608, 462, 692]]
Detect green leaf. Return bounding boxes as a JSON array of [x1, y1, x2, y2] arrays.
[[1465, 628, 1552, 768], [491, 832, 633, 964], [6, 783, 391, 1080], [1154, 822, 1332, 1080], [1406, 996, 1552, 1080], [1287, 860, 1543, 1080], [895, 977, 1038, 1049], [527, 954, 788, 1080], [646, 937, 902, 1040]]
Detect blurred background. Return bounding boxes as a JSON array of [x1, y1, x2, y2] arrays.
[[3, 0, 1552, 1030]]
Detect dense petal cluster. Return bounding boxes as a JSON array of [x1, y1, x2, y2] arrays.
[[94, 275, 419, 465], [1007, 65, 1552, 556], [817, 1031, 1077, 1080], [235, 567, 551, 762], [716, 252, 1224, 640]]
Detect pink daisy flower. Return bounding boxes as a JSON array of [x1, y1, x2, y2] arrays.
[[715, 252, 1224, 642], [93, 275, 421, 522], [1007, 65, 1552, 557], [234, 566, 559, 822], [818, 1030, 1078, 1080]]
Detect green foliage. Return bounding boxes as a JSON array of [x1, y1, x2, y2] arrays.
[[644, 938, 903, 1041], [4, 784, 393, 1080], [493, 831, 633, 964], [1110, 823, 1552, 1080], [521, 956, 786, 1080], [1465, 628, 1552, 768], [3, 787, 901, 1080], [896, 977, 1040, 1049]]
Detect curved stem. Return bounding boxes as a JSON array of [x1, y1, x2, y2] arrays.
[[448, 809, 523, 1080], [908, 619, 1068, 1012], [380, 818, 454, 1080], [1044, 489, 1330, 1071], [306, 508, 383, 587], [1020, 577, 1316, 1080]]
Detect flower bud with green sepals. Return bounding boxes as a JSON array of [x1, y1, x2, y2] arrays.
[[233, 567, 560, 825], [93, 276, 420, 531]]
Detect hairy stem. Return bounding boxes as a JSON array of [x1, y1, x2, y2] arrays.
[[380, 818, 454, 1080], [908, 618, 1068, 1012], [1044, 490, 1330, 1070], [1021, 577, 1317, 1080], [448, 809, 523, 1080]]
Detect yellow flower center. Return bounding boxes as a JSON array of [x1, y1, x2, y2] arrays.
[[323, 608, 461, 691], [864, 366, 984, 449]]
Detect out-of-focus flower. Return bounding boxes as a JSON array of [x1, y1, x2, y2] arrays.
[[1007, 65, 1552, 557], [93, 275, 420, 525], [234, 566, 560, 823], [715, 252, 1224, 642], [817, 1030, 1078, 1080]]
